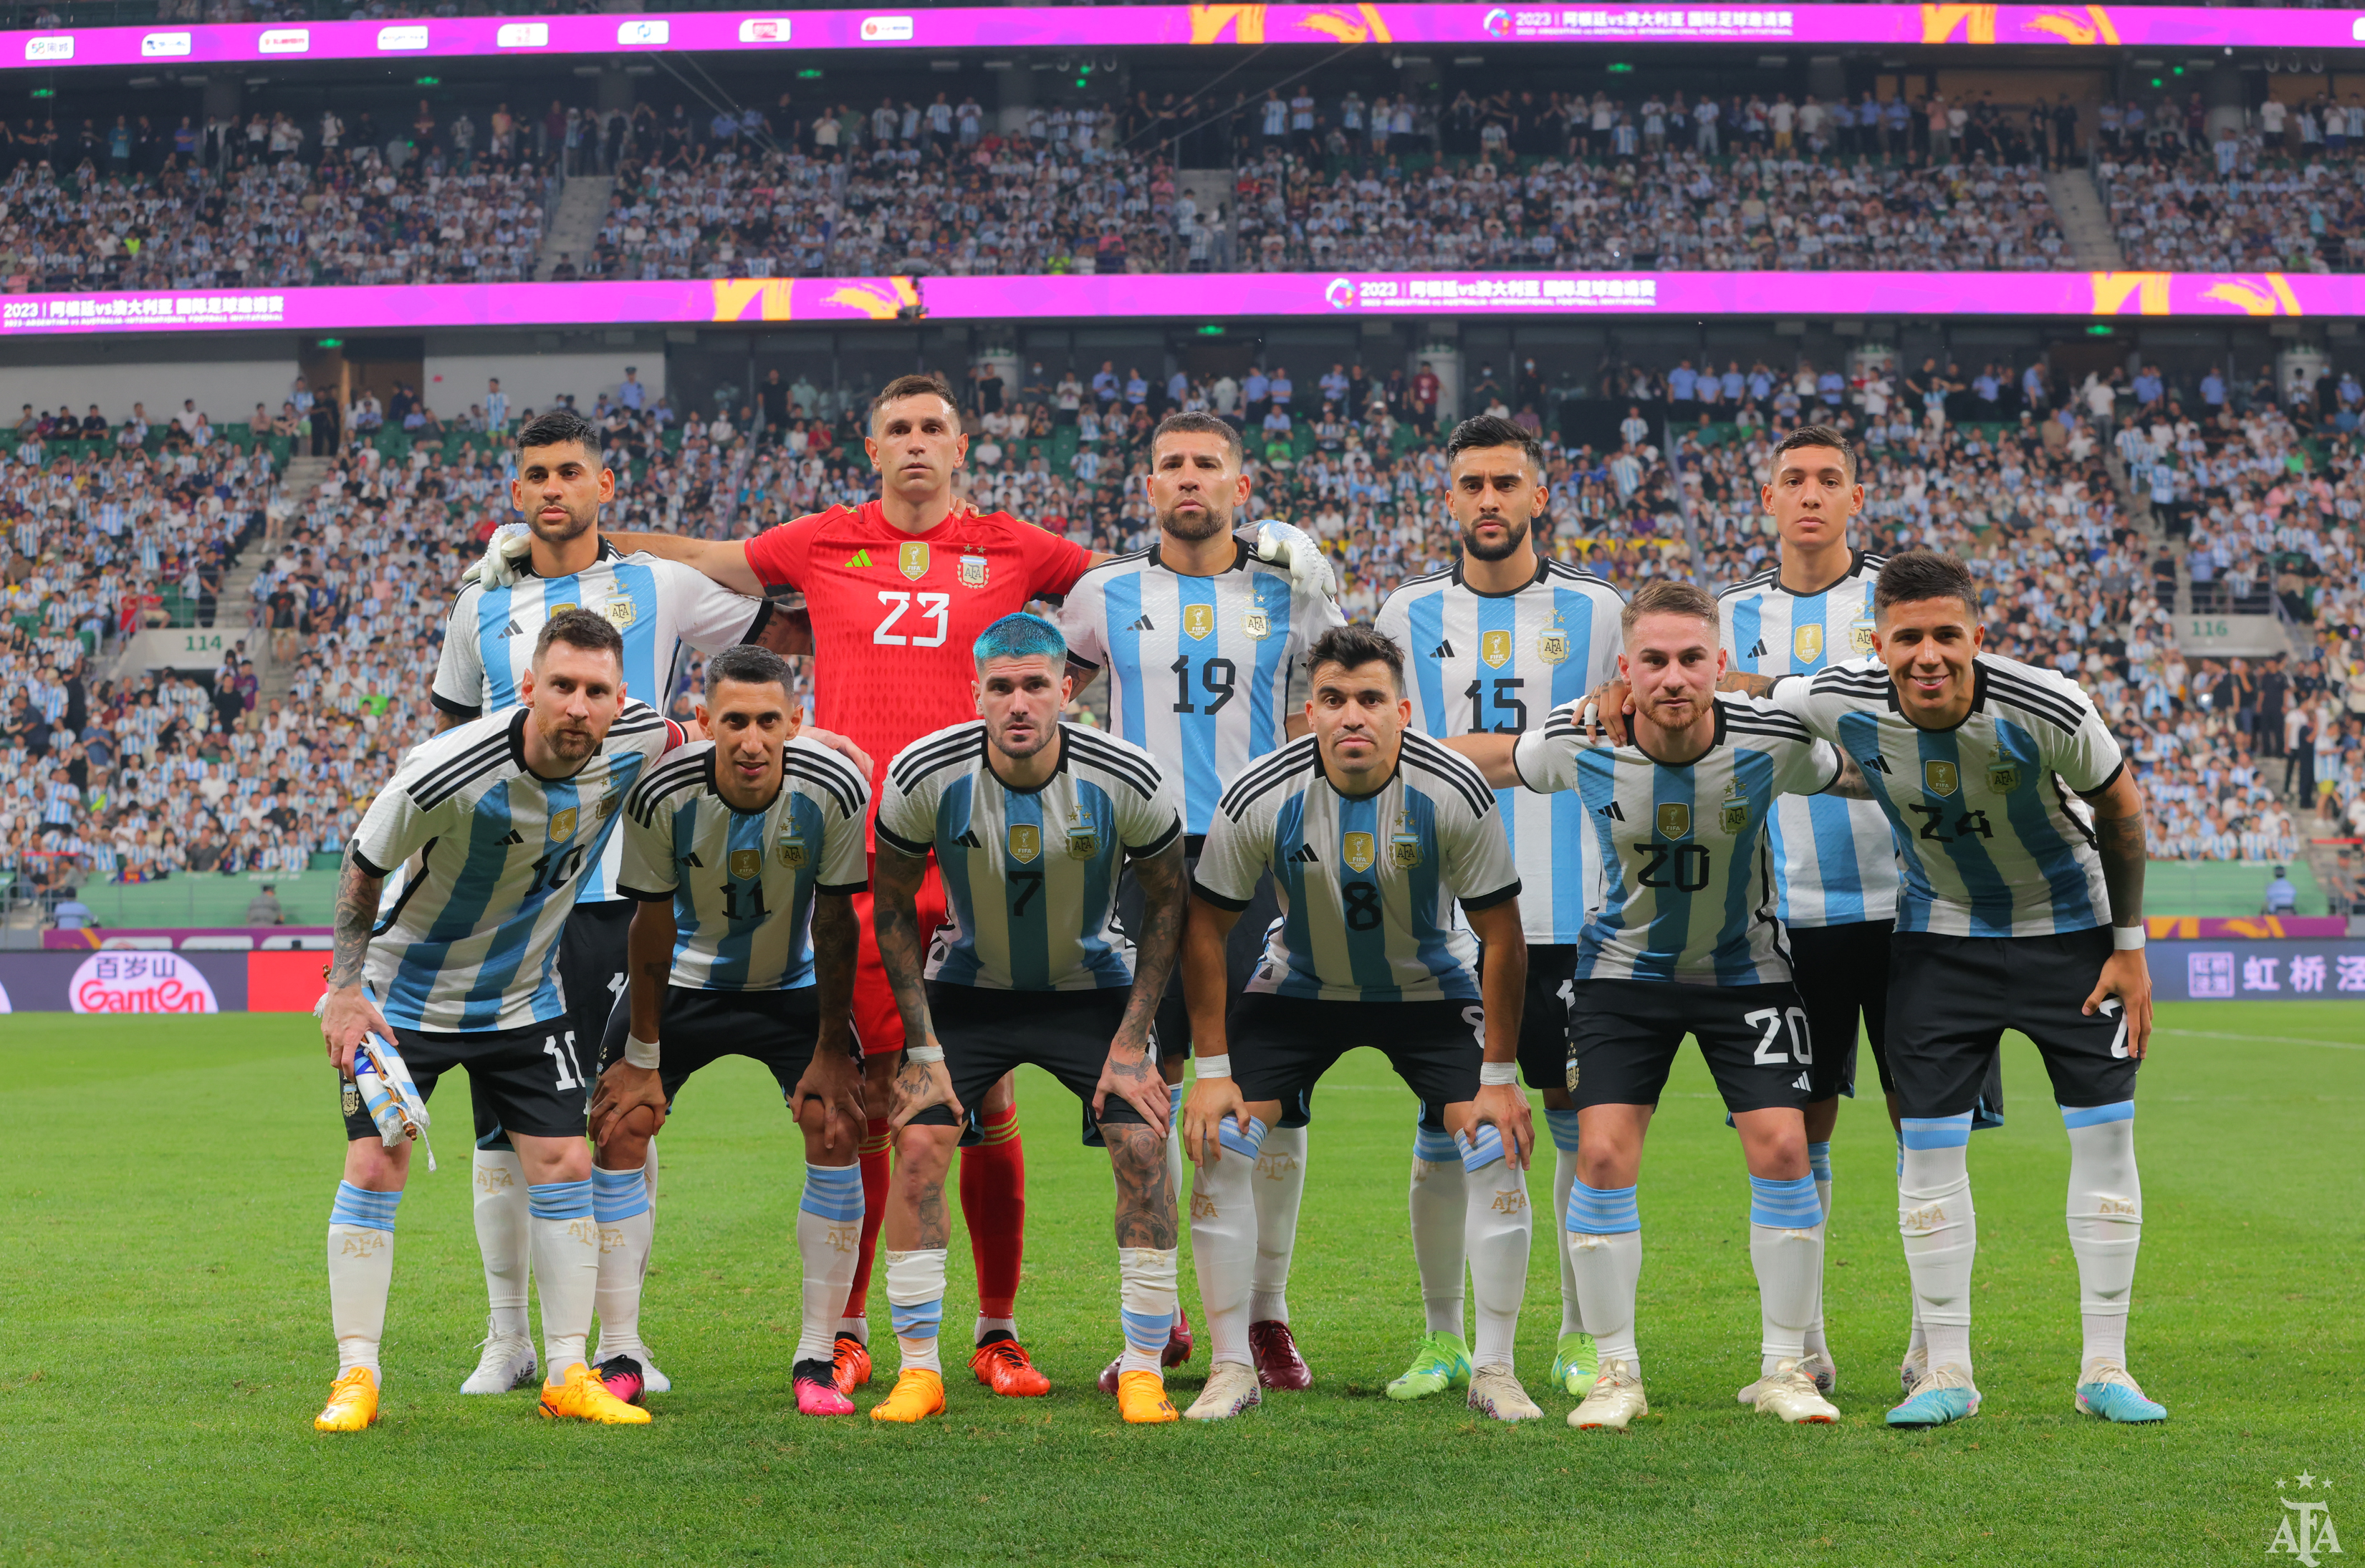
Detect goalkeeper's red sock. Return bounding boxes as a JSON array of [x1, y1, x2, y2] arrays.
[[962, 1102, 1025, 1331], [838, 1117, 893, 1338]]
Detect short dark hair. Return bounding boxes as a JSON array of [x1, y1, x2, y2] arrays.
[[1150, 410, 1242, 467], [1306, 623, 1405, 696], [1873, 549, 1980, 621], [1621, 579, 1719, 639], [534, 606, 625, 667], [516, 408, 601, 461], [703, 643, 792, 698], [868, 372, 961, 429], [1772, 423, 1856, 485], [1444, 414, 1545, 481]]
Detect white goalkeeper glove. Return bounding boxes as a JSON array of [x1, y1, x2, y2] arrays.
[[1251, 518, 1338, 602], [352, 1031, 437, 1172], [461, 523, 533, 591]]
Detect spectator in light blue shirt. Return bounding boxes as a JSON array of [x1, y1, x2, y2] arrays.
[[2264, 867, 2299, 915], [1269, 367, 1293, 408], [1243, 366, 1270, 409], [2200, 366, 2226, 408], [1124, 370, 1148, 407], [2133, 365, 2164, 408], [1668, 360, 1698, 401], [1817, 370, 1844, 406], [619, 367, 646, 410], [1720, 363, 1745, 400]]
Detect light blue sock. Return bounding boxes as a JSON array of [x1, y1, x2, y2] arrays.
[[590, 1165, 650, 1224], [1747, 1173, 1823, 1229], [330, 1180, 403, 1231], [1545, 1110, 1583, 1156], [527, 1178, 594, 1222], [1565, 1180, 1639, 1236]]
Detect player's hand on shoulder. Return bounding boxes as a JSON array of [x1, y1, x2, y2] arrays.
[[459, 523, 532, 592], [800, 726, 873, 781], [1580, 678, 1634, 746], [1181, 1072, 1248, 1170], [590, 1060, 669, 1146], [1250, 518, 1339, 602]]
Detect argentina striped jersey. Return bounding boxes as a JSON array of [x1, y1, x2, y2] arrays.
[[1376, 558, 1625, 943], [431, 541, 767, 902], [351, 701, 672, 1031], [616, 738, 872, 991], [876, 721, 1183, 991], [1771, 654, 2124, 938], [1194, 730, 1520, 1002], [1060, 542, 1344, 839], [1514, 695, 1841, 985]]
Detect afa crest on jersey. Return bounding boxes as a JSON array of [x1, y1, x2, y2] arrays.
[[1847, 616, 1877, 655], [1924, 759, 1961, 797], [595, 792, 619, 822], [1184, 604, 1216, 640], [1987, 754, 2023, 794], [1341, 832, 1376, 873], [1065, 825, 1099, 860], [603, 595, 636, 628], [1718, 781, 1750, 835], [1793, 623, 1824, 664], [899, 542, 931, 581], [1656, 802, 1692, 840], [1390, 814, 1423, 868], [1536, 630, 1569, 665], [549, 806, 579, 842], [1007, 823, 1041, 862], [957, 553, 989, 589], [775, 824, 807, 868], [1480, 630, 1513, 668], [729, 849, 762, 880]]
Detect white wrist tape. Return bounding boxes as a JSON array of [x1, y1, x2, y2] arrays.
[[2111, 925, 2146, 951], [624, 1033, 661, 1069], [1479, 1062, 1520, 1087], [1195, 1053, 1232, 1079], [906, 1044, 946, 1064]]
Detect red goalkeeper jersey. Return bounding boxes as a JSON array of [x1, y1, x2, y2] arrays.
[[742, 499, 1093, 819]]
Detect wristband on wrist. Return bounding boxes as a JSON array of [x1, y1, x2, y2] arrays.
[[1195, 1053, 1232, 1079], [906, 1044, 946, 1064], [2111, 925, 2146, 951], [1479, 1061, 1520, 1087], [623, 1033, 661, 1069]]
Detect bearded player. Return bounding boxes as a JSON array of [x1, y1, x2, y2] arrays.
[[599, 372, 1333, 1398]]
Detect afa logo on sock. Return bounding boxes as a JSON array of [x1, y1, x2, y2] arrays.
[[2267, 1471, 2342, 1567]]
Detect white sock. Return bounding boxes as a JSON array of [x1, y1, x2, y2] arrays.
[[886, 1248, 947, 1375], [590, 1165, 651, 1363], [1163, 1083, 1188, 1330], [527, 1180, 600, 1376], [1803, 1140, 1833, 1360], [1898, 1115, 1977, 1379], [1565, 1180, 1642, 1376], [1409, 1120, 1467, 1337], [1896, 1136, 1928, 1360], [2062, 1103, 2141, 1376], [973, 1315, 1017, 1343], [1189, 1115, 1265, 1367], [797, 1162, 864, 1367], [472, 1146, 530, 1339], [327, 1180, 401, 1379], [1249, 1123, 1308, 1324], [1546, 1111, 1584, 1338], [1118, 1246, 1180, 1375], [1457, 1125, 1531, 1372], [1748, 1173, 1826, 1375]]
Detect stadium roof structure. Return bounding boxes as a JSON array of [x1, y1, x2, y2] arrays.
[[2, 2, 2358, 72], [0, 269, 2340, 337]]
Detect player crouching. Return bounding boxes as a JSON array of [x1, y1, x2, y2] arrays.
[[588, 645, 874, 1416], [870, 614, 1191, 1424]]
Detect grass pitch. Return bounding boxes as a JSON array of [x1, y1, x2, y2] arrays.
[[0, 1003, 2359, 1566]]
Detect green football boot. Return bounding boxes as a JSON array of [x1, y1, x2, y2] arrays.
[[1385, 1331, 1473, 1401], [1550, 1330, 1601, 1398]]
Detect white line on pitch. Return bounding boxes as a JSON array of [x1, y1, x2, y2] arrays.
[[2157, 1027, 2365, 1052]]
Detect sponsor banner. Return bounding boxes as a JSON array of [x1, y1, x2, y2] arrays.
[[2154, 939, 2365, 1002], [0, 269, 2346, 339], [0, 951, 249, 1010], [2145, 915, 2351, 941], [2, 4, 2357, 70], [41, 926, 332, 951]]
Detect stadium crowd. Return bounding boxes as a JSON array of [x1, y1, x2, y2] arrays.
[[7, 344, 2365, 915]]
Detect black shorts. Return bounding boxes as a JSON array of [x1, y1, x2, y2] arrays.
[[1792, 918, 2005, 1125], [472, 897, 631, 1153], [1884, 928, 2138, 1120], [1233, 993, 1483, 1113], [1101, 854, 1304, 1143], [904, 983, 1147, 1132], [345, 1019, 588, 1144], [1419, 942, 1576, 1131], [595, 983, 852, 1113], [1567, 978, 1813, 1116]]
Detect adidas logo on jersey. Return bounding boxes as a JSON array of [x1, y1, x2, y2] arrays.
[[953, 829, 983, 849], [1429, 640, 1455, 659], [1287, 842, 1320, 864], [1747, 640, 1767, 658], [1863, 754, 1893, 774], [844, 549, 873, 568], [1127, 615, 1155, 632], [1595, 801, 1626, 822], [496, 620, 524, 640], [500, 829, 524, 845], [676, 851, 704, 867]]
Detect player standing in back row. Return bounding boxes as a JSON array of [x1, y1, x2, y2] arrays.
[[1373, 415, 1625, 1403], [1060, 410, 1344, 1393]]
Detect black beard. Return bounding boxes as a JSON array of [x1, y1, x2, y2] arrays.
[[1462, 516, 1529, 562], [1159, 504, 1229, 542]]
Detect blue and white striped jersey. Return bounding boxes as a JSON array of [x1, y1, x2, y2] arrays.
[[1194, 730, 1520, 1003], [1772, 654, 2124, 938], [1719, 549, 1900, 928], [876, 721, 1183, 991], [616, 737, 872, 992], [1060, 542, 1344, 840], [431, 540, 767, 903], [1513, 695, 1841, 985], [1376, 558, 1625, 944], [351, 702, 673, 1032]]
